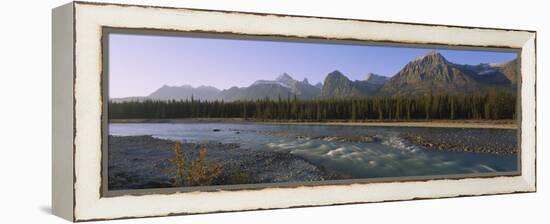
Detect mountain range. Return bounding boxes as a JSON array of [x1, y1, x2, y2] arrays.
[[111, 51, 518, 102], [380, 51, 517, 95]]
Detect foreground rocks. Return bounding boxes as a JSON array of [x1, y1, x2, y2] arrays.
[[108, 135, 331, 190]]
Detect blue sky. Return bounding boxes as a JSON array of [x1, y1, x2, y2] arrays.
[[109, 33, 518, 98]]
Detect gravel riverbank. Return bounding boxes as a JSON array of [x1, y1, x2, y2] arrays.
[[110, 118, 517, 129], [108, 135, 336, 190], [401, 129, 517, 155]]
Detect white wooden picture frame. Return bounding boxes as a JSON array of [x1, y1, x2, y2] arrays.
[[52, 1, 536, 221]]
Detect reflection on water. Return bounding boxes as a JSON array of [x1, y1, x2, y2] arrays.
[[109, 122, 518, 179]]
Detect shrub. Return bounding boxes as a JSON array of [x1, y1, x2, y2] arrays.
[[172, 142, 187, 186], [172, 142, 223, 186]]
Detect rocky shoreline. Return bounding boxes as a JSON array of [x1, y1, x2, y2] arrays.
[[401, 129, 517, 155], [108, 135, 340, 190]]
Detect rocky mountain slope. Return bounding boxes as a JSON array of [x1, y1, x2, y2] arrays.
[[381, 51, 517, 95], [320, 70, 383, 98]]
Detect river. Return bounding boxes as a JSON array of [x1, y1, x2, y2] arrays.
[[109, 122, 518, 179]]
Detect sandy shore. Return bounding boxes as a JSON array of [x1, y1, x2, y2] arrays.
[[110, 118, 517, 129]]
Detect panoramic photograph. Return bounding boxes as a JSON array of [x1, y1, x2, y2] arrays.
[[106, 32, 519, 191]]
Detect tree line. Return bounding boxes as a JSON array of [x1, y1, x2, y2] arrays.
[[109, 89, 516, 121]]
